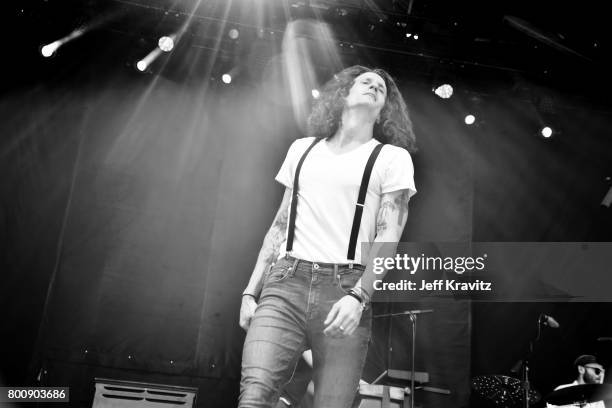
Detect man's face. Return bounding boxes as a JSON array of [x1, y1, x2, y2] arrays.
[[582, 364, 605, 384], [345, 72, 387, 116]]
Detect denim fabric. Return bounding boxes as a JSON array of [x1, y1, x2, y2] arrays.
[[276, 356, 312, 407], [239, 257, 372, 408]]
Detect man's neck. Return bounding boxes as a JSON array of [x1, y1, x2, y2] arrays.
[[329, 108, 375, 148]]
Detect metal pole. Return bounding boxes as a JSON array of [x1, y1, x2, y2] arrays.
[[410, 313, 416, 408]]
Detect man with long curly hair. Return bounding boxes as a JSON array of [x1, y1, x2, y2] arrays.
[[238, 65, 417, 408]]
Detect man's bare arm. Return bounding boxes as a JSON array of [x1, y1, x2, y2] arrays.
[[360, 189, 411, 297], [323, 189, 411, 337], [375, 189, 410, 238], [243, 187, 292, 296]]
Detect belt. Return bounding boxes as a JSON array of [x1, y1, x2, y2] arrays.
[[284, 255, 365, 270]]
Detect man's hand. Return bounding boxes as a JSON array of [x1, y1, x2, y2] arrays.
[[323, 295, 363, 338], [239, 295, 258, 331]]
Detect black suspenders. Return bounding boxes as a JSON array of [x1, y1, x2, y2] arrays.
[[347, 142, 384, 261], [285, 137, 323, 254], [285, 138, 385, 263]]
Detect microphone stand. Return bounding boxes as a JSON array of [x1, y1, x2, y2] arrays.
[[409, 312, 416, 408], [522, 340, 533, 408], [520, 314, 546, 408], [374, 309, 434, 408]]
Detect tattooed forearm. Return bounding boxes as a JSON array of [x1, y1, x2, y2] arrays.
[[261, 207, 289, 264], [243, 188, 292, 296]]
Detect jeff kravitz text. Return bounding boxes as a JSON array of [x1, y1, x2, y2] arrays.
[[371, 253, 493, 294], [374, 279, 492, 291]]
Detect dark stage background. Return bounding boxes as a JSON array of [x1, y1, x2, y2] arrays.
[[2, 1, 612, 408]]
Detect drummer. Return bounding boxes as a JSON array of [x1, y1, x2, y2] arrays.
[[547, 354, 606, 408]]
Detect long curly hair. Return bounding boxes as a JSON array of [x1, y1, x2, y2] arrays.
[[307, 65, 417, 152]]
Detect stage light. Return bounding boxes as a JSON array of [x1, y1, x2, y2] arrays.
[[406, 33, 412, 38], [541, 126, 553, 138], [222, 74, 232, 84], [41, 41, 61, 57], [158, 36, 174, 52], [465, 114, 476, 125], [413, 34, 419, 40], [228, 29, 239, 40], [136, 60, 147, 72], [135, 47, 162, 73], [40, 28, 85, 58], [311, 89, 320, 99], [434, 84, 453, 99]]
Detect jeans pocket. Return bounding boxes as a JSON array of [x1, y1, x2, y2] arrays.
[[266, 261, 293, 284], [335, 269, 363, 294]]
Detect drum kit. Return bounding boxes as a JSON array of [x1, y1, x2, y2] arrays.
[[374, 309, 612, 408], [470, 313, 612, 408], [546, 383, 612, 406], [471, 376, 612, 407]]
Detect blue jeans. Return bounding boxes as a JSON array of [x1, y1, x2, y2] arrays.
[[239, 256, 372, 408]]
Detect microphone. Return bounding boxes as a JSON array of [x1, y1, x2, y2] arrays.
[[597, 337, 612, 342], [540, 314, 560, 328]]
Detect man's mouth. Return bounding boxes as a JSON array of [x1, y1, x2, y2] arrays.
[[364, 92, 376, 101]]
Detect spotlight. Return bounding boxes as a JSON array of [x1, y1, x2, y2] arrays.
[[405, 33, 412, 38], [433, 84, 453, 99], [541, 126, 553, 138], [228, 28, 239, 40], [136, 60, 148, 72], [135, 47, 162, 73], [158, 36, 174, 52], [39, 29, 85, 58], [465, 114, 476, 125], [41, 41, 60, 57], [222, 74, 232, 84], [311, 89, 320, 99], [413, 34, 419, 40]]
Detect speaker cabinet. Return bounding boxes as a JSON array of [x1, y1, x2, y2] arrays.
[[92, 378, 197, 408]]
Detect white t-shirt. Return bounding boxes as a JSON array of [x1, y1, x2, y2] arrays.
[[275, 136, 416, 264], [546, 381, 606, 408]]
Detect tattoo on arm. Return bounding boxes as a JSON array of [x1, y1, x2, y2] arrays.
[[376, 199, 397, 235], [376, 190, 411, 236], [262, 206, 289, 264], [394, 190, 410, 227]]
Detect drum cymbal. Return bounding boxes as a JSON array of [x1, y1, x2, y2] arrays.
[[545, 383, 612, 406], [472, 375, 540, 407]]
